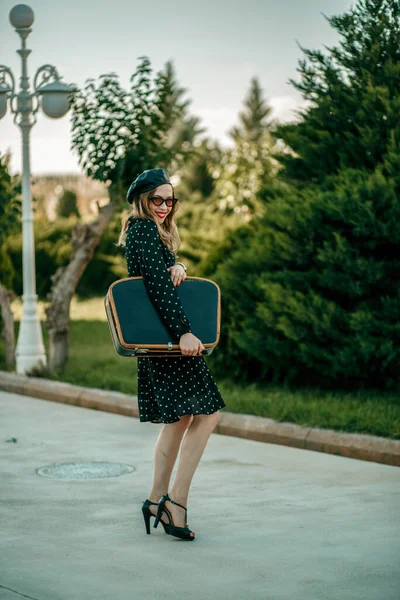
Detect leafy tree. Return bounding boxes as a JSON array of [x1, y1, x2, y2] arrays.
[[70, 56, 205, 199], [45, 56, 206, 371]]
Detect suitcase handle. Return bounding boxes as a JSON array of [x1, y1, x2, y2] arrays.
[[128, 348, 211, 356]]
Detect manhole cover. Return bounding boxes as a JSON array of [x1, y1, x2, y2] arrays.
[[36, 461, 136, 480]]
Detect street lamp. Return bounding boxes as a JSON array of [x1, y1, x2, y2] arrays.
[[0, 4, 75, 374]]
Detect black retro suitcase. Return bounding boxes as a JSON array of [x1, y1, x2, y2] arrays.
[[104, 276, 221, 358]]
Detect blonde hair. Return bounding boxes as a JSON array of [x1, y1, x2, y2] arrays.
[[117, 184, 181, 255]]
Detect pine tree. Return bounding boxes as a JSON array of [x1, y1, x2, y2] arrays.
[[153, 60, 207, 152], [274, 0, 400, 185], [211, 77, 280, 219], [203, 0, 400, 390]]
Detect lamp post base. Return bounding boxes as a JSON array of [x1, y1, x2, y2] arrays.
[[15, 312, 47, 374]]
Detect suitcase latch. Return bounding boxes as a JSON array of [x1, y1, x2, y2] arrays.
[[168, 342, 173, 350]]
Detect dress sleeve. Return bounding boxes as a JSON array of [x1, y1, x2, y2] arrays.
[[126, 218, 193, 340]]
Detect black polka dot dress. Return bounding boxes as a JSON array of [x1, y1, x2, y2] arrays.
[[125, 216, 227, 424]]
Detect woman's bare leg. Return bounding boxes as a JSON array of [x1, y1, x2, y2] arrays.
[[166, 411, 221, 529], [147, 414, 192, 508]]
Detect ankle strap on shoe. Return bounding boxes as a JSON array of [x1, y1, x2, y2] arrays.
[[166, 494, 187, 512]]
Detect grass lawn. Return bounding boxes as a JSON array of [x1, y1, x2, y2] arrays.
[[1, 296, 399, 440]]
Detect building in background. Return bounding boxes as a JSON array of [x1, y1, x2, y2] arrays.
[[31, 174, 110, 221]]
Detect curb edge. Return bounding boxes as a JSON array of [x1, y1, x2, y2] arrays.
[[0, 371, 398, 467]]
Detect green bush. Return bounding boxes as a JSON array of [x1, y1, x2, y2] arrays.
[[6, 218, 72, 298], [75, 216, 126, 297], [57, 189, 80, 218], [6, 215, 126, 299], [0, 152, 20, 290], [0, 249, 15, 290], [200, 163, 400, 391]]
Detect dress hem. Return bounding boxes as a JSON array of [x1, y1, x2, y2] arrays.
[[139, 403, 226, 424]]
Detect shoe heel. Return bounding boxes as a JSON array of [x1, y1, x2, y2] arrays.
[[142, 506, 151, 534], [153, 494, 167, 529], [153, 508, 161, 529]]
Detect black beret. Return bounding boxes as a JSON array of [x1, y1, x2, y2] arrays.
[[126, 168, 171, 204]]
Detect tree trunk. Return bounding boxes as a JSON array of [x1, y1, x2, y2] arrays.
[[45, 201, 117, 373], [0, 283, 16, 369]]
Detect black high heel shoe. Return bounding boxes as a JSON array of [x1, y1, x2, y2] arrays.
[[153, 493, 195, 541], [142, 499, 170, 535]]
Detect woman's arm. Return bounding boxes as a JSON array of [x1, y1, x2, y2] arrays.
[[126, 219, 193, 340]]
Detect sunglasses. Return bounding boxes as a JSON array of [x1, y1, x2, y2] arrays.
[[149, 195, 178, 208]]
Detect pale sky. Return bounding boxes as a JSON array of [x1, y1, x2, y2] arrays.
[[0, 0, 354, 175]]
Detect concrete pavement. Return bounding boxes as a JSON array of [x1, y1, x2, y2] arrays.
[[1, 390, 399, 600]]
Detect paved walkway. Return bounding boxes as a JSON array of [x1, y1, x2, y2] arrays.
[[1, 391, 399, 600]]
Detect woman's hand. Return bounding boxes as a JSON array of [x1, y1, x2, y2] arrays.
[[169, 264, 202, 355], [180, 332, 206, 356], [167, 264, 187, 286]]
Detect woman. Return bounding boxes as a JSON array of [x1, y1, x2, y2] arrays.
[[118, 168, 227, 541]]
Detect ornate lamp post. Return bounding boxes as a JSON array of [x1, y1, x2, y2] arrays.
[[0, 4, 75, 374]]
